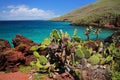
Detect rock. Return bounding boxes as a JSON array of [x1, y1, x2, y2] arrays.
[[90, 69, 110, 80], [0, 39, 11, 53], [81, 68, 110, 80], [0, 50, 25, 72], [86, 63, 91, 68], [5, 51, 25, 62], [104, 16, 120, 29], [105, 30, 120, 47], [80, 58, 88, 69], [53, 72, 74, 80], [25, 55, 36, 65], [0, 54, 6, 71], [84, 41, 96, 51], [12, 34, 35, 47], [48, 43, 58, 50], [15, 43, 33, 56]]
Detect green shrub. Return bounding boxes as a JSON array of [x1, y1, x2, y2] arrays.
[[112, 71, 120, 80], [18, 66, 32, 73], [33, 73, 47, 80]]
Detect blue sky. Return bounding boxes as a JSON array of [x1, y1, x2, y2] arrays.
[[0, 0, 97, 20]]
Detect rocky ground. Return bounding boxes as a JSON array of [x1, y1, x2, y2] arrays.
[[0, 30, 119, 80]]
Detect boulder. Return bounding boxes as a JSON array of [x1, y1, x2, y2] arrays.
[[82, 68, 110, 80]]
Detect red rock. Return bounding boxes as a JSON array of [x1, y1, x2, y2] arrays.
[[5, 51, 25, 61], [25, 55, 36, 65], [0, 39, 11, 53], [12, 34, 34, 47], [1, 50, 26, 72], [52, 72, 74, 80], [0, 54, 6, 71]]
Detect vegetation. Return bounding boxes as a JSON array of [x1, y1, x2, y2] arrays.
[[94, 28, 102, 39], [84, 26, 92, 41], [53, 0, 120, 28], [18, 66, 32, 73], [1, 28, 119, 80], [26, 29, 120, 79]]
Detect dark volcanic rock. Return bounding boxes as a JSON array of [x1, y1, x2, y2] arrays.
[[12, 34, 35, 47], [0, 39, 11, 53], [105, 30, 120, 47], [82, 68, 111, 80]]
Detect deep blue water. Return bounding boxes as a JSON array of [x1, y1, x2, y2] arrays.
[[0, 20, 116, 44]]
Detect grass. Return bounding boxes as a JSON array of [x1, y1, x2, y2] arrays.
[[18, 66, 32, 73], [32, 73, 48, 80], [53, 0, 120, 27]]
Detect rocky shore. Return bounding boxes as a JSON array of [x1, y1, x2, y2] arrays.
[[0, 30, 119, 80]]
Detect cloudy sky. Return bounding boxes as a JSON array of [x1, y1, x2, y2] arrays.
[[0, 0, 97, 20]]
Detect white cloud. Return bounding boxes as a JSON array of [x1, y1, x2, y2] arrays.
[[0, 5, 59, 20]]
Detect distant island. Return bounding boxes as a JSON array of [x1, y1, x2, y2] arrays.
[[53, 0, 120, 29]]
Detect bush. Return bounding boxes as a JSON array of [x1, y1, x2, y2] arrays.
[[112, 71, 120, 80]]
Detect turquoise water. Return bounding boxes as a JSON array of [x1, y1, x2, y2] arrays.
[[0, 20, 116, 44]]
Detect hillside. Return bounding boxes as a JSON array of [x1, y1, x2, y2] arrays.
[[53, 0, 120, 28]]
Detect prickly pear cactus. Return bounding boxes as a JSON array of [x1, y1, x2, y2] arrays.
[[105, 55, 113, 63], [81, 47, 91, 59], [42, 38, 51, 46], [33, 51, 40, 58], [100, 58, 106, 65], [88, 55, 100, 65], [52, 29, 60, 39], [73, 36, 81, 42], [95, 53, 102, 58], [113, 48, 120, 58], [30, 45, 39, 51], [72, 29, 81, 42], [38, 55, 48, 65], [33, 51, 48, 65], [73, 29, 77, 36], [75, 49, 85, 60]]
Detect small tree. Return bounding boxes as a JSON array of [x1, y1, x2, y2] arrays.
[[94, 28, 101, 40], [84, 26, 92, 41]]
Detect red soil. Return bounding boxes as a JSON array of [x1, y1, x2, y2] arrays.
[[0, 72, 29, 80]]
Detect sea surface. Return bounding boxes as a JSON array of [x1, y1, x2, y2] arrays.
[[0, 20, 116, 44]]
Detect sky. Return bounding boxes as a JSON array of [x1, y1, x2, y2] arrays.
[[0, 0, 97, 20]]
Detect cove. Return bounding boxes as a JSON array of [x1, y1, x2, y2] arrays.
[[0, 20, 116, 44]]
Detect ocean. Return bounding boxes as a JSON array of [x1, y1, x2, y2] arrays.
[[0, 20, 115, 44]]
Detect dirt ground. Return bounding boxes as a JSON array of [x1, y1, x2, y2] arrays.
[[0, 72, 29, 80]]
